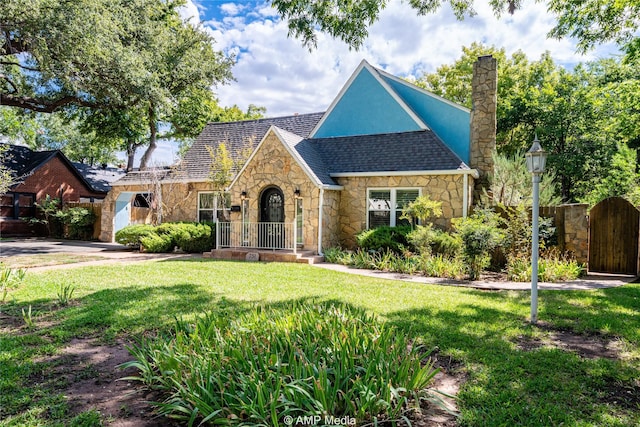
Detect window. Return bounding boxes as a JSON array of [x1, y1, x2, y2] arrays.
[[367, 188, 420, 228], [198, 192, 231, 222], [133, 193, 152, 208], [1, 193, 35, 219]]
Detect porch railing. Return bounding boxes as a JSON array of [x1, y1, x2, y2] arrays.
[[216, 222, 297, 253]]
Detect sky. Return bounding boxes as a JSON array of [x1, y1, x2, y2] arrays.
[[130, 0, 621, 166]]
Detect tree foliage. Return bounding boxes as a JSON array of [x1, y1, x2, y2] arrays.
[[415, 44, 640, 204], [1, 0, 235, 170], [271, 0, 639, 54]]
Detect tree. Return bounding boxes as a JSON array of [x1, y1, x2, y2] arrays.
[[271, 0, 639, 54], [1, 0, 235, 170], [0, 144, 14, 194], [416, 44, 637, 203]]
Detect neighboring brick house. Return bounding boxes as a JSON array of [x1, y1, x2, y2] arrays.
[[101, 56, 497, 254], [1, 144, 123, 236]]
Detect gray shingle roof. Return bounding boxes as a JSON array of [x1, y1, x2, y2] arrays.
[[182, 113, 324, 181], [289, 130, 469, 186], [1, 143, 123, 193], [71, 162, 125, 192]]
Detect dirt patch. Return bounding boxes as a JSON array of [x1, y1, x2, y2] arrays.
[[403, 352, 464, 427], [516, 324, 624, 360], [49, 338, 165, 426]]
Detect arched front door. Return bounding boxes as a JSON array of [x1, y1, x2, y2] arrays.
[[259, 187, 285, 248]]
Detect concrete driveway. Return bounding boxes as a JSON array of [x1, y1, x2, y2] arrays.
[[0, 238, 130, 258]]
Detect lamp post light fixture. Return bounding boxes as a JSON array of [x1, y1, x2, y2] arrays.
[[525, 134, 547, 324]]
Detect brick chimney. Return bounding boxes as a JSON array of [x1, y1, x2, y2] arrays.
[[469, 55, 497, 201]]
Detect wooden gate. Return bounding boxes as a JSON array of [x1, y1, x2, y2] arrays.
[[589, 197, 640, 275]]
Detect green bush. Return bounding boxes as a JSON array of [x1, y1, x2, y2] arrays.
[[140, 232, 174, 253], [115, 224, 156, 248], [356, 225, 411, 253], [122, 302, 439, 425], [57, 207, 96, 240], [408, 226, 462, 258], [430, 228, 462, 258], [507, 251, 586, 282], [453, 208, 505, 280], [173, 222, 215, 253]]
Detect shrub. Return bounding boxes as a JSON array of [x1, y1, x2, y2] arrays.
[[323, 247, 353, 264], [407, 225, 435, 255], [57, 207, 96, 240], [115, 224, 156, 248], [418, 254, 466, 279], [139, 232, 174, 253], [173, 222, 215, 253], [453, 207, 505, 280], [121, 302, 439, 425], [356, 225, 411, 253], [507, 250, 586, 282], [400, 195, 442, 224], [430, 229, 463, 258]]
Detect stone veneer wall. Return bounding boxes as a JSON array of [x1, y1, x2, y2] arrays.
[[334, 174, 471, 249], [100, 181, 212, 242], [231, 132, 321, 250], [321, 190, 341, 250], [469, 55, 497, 200], [541, 204, 589, 264]]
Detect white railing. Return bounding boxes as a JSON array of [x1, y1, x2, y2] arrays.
[[216, 222, 296, 252]]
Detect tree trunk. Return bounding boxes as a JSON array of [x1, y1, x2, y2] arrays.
[[139, 104, 157, 171], [126, 141, 137, 171]]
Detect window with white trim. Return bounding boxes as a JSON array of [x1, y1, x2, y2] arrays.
[[198, 192, 231, 222], [367, 188, 420, 228]]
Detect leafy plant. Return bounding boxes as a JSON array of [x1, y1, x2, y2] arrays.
[[115, 224, 156, 248], [121, 302, 440, 426], [30, 195, 63, 237], [356, 225, 412, 253], [453, 207, 505, 280], [57, 207, 97, 240], [0, 266, 26, 303], [56, 283, 75, 306], [400, 195, 443, 226], [22, 305, 35, 329], [507, 250, 586, 282]]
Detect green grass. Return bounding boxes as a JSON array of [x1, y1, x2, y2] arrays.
[[0, 253, 106, 269], [1, 259, 639, 426]]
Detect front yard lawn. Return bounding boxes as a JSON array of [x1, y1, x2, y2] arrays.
[[1, 259, 638, 426]]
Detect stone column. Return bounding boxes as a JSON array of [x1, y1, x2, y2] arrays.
[[469, 55, 497, 202]]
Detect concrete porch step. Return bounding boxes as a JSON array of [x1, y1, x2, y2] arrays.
[[204, 248, 324, 264]]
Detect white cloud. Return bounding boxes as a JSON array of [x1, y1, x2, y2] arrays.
[[207, 0, 620, 118], [177, 0, 201, 24]]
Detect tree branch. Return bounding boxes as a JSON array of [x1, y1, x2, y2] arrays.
[[0, 73, 18, 93], [0, 61, 39, 72], [1, 34, 29, 56], [0, 93, 97, 113]]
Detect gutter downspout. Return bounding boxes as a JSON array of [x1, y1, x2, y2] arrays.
[[317, 188, 324, 256]]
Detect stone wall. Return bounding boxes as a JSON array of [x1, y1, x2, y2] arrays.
[[334, 174, 471, 248], [541, 204, 589, 264], [231, 131, 321, 250], [321, 190, 341, 250], [470, 55, 497, 200], [100, 181, 212, 242]]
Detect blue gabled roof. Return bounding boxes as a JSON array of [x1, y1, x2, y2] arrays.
[[310, 60, 471, 163]]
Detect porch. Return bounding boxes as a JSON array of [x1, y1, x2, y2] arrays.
[[204, 248, 324, 264], [210, 221, 323, 264]]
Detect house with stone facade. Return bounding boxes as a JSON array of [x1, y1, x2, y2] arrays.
[[100, 56, 497, 255]]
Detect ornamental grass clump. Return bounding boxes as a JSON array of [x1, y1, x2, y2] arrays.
[[121, 302, 440, 426]]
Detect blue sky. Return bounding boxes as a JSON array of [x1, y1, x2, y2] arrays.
[[131, 0, 621, 166]]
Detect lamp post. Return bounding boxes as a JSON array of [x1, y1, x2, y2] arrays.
[[525, 135, 547, 324]]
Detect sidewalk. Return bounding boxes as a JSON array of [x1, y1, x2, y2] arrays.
[[313, 263, 637, 291]]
